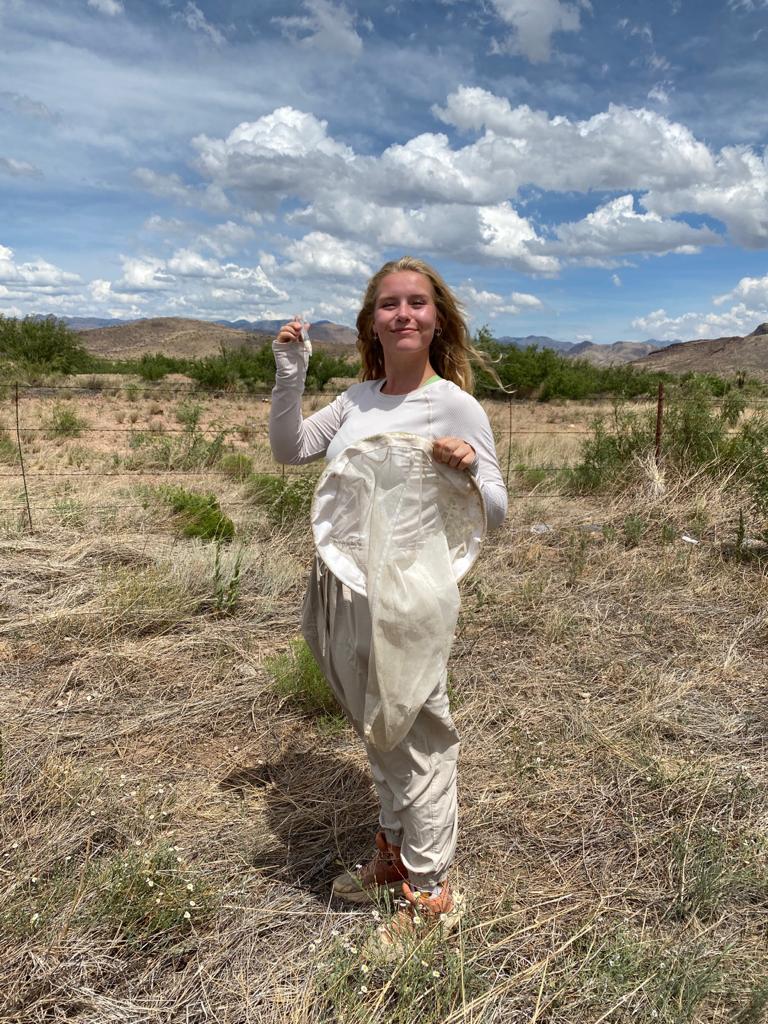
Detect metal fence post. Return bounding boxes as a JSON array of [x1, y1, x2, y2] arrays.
[[654, 381, 665, 467], [14, 382, 33, 533]]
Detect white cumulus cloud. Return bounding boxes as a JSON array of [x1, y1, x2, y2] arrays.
[[550, 194, 722, 260], [631, 303, 768, 339], [714, 272, 768, 307]]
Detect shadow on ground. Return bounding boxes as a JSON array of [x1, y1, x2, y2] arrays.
[[220, 750, 377, 897]]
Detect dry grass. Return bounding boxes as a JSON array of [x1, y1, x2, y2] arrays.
[[1, 393, 767, 1022]]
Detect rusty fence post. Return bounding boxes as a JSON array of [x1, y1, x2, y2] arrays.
[[654, 380, 665, 467]]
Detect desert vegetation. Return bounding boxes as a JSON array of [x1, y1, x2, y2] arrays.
[[1, 337, 767, 1022]]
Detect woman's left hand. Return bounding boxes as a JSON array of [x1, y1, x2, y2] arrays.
[[433, 436, 476, 472]]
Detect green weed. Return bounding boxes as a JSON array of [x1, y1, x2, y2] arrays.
[[45, 401, 88, 438], [266, 637, 342, 722], [219, 451, 254, 480], [155, 485, 235, 542], [212, 540, 243, 613], [245, 471, 315, 526]]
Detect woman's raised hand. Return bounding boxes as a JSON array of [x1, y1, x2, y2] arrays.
[[276, 317, 306, 344], [432, 436, 477, 472]]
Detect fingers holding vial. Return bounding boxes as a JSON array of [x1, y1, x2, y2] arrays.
[[277, 313, 311, 353], [432, 436, 476, 472]]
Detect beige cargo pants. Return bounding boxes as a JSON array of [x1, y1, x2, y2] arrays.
[[302, 556, 460, 890]]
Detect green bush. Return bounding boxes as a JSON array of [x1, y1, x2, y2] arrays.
[[472, 328, 670, 401], [156, 485, 234, 541], [0, 316, 98, 377], [175, 400, 203, 430], [45, 401, 88, 438], [219, 452, 254, 480], [266, 637, 341, 720], [0, 421, 18, 464], [245, 471, 315, 525]]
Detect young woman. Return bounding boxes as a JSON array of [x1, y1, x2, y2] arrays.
[[270, 256, 507, 948]]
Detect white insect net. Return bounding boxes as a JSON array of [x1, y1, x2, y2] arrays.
[[312, 433, 486, 750]]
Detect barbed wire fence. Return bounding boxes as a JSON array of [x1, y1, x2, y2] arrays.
[[0, 378, 710, 534]]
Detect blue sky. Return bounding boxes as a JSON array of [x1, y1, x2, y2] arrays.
[[1, 0, 767, 343]]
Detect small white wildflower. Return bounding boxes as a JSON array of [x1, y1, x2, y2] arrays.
[[421, 960, 429, 967], [11, 842, 18, 849], [359, 985, 368, 994], [360, 964, 369, 974], [371, 909, 381, 921], [331, 928, 340, 936], [189, 900, 196, 908], [146, 879, 154, 887], [155, 897, 161, 904], [186, 883, 194, 891], [65, 856, 72, 862], [86, 695, 92, 702], [183, 911, 191, 920], [432, 970, 440, 978], [134, 839, 142, 847], [30, 913, 40, 924], [176, 856, 183, 863], [90, 810, 96, 817], [30, 876, 38, 884], [308, 942, 317, 952]]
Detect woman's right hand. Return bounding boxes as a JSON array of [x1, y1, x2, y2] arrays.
[[276, 319, 304, 344]]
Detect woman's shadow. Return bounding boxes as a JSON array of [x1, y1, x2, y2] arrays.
[[220, 748, 377, 898]]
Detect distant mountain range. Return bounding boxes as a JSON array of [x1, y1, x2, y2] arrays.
[[28, 314, 768, 376], [46, 316, 678, 362]]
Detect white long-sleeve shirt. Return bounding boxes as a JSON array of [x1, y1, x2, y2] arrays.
[[269, 340, 508, 530]]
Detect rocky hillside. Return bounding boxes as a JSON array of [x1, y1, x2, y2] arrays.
[[630, 323, 768, 377], [78, 318, 273, 359], [568, 341, 669, 366]]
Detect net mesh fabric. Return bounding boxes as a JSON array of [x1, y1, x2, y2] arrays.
[[312, 433, 485, 750]]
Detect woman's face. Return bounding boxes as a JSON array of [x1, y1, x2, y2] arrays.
[[372, 271, 439, 363]]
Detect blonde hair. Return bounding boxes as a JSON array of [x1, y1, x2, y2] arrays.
[[355, 256, 497, 394]]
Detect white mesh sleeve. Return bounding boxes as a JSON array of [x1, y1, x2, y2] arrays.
[[269, 341, 345, 465]]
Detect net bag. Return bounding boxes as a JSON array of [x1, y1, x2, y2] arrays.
[[311, 433, 486, 750]]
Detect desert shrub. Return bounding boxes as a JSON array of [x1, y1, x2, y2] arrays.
[[567, 406, 650, 491], [0, 421, 18, 464], [126, 425, 228, 471], [156, 485, 234, 541], [186, 342, 359, 393], [175, 400, 203, 429], [245, 471, 315, 525], [45, 401, 88, 438], [219, 452, 253, 480], [266, 637, 341, 720], [472, 328, 670, 401], [725, 415, 768, 514], [0, 316, 97, 377], [134, 352, 189, 381]]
